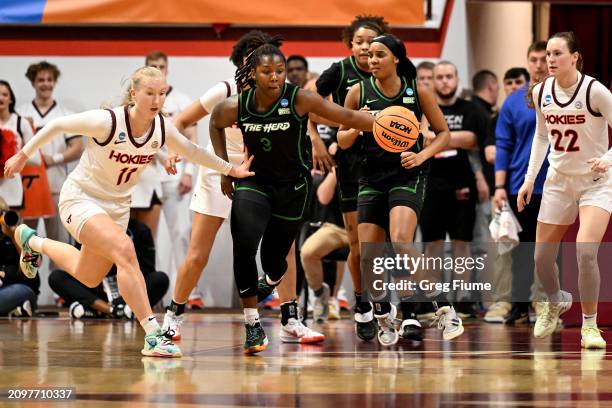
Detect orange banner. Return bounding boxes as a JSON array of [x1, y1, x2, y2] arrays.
[[42, 0, 424, 26]]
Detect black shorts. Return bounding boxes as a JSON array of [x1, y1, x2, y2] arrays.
[[336, 148, 361, 214], [234, 176, 312, 222], [357, 174, 427, 229], [419, 181, 476, 242]]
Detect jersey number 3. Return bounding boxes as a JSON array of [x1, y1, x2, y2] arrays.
[[117, 167, 137, 185], [551, 129, 579, 152]]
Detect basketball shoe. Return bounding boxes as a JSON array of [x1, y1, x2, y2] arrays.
[[280, 300, 325, 343], [375, 303, 399, 346], [14, 225, 42, 279], [162, 310, 184, 341], [257, 275, 278, 302], [432, 306, 464, 340], [400, 313, 423, 342], [328, 297, 341, 320], [313, 283, 330, 323], [69, 301, 100, 319], [354, 302, 377, 341], [534, 291, 572, 338], [141, 328, 182, 358], [581, 327, 606, 349], [244, 321, 268, 354]]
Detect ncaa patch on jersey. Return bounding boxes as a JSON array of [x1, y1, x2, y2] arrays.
[[280, 99, 289, 108], [118, 132, 126, 141], [544, 95, 552, 105], [278, 108, 291, 115], [406, 88, 414, 96], [575, 101, 583, 109], [152, 141, 159, 148], [403, 97, 415, 104]]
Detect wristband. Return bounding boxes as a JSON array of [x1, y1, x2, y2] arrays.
[[52, 153, 64, 164], [495, 186, 505, 190]]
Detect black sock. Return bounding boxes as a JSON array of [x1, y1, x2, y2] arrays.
[[280, 300, 298, 325], [374, 301, 391, 316], [168, 300, 186, 316], [400, 297, 415, 319], [355, 293, 372, 312]]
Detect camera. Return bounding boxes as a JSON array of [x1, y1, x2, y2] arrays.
[[0, 209, 19, 227]]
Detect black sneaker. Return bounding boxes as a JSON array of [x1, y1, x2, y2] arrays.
[[111, 297, 127, 319], [504, 303, 529, 325], [400, 313, 423, 341], [257, 276, 277, 303], [244, 321, 268, 354], [354, 303, 377, 341], [69, 301, 99, 319]]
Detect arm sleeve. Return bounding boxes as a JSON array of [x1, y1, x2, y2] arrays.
[[199, 81, 231, 113], [315, 63, 341, 97], [21, 110, 111, 158], [589, 82, 612, 164], [495, 100, 516, 171], [524, 85, 550, 183], [165, 122, 233, 175]]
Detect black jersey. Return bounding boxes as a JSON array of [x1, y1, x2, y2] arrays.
[[316, 56, 371, 184], [237, 83, 311, 184], [359, 76, 427, 183], [430, 98, 479, 188]]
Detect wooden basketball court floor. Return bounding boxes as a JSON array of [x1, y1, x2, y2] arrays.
[[1, 313, 611, 407]]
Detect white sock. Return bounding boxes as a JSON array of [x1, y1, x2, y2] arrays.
[[140, 315, 160, 335], [244, 308, 259, 326], [28, 235, 46, 253], [583, 313, 597, 328], [265, 274, 281, 286]]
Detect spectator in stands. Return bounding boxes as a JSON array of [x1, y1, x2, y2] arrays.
[[416, 61, 435, 90], [287, 55, 310, 89], [0, 197, 39, 317]]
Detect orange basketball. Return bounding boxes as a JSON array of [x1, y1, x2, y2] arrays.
[[373, 106, 420, 153]]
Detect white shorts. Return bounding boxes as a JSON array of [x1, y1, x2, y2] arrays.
[[189, 166, 232, 219], [538, 167, 612, 225], [130, 164, 163, 209], [59, 179, 130, 243]]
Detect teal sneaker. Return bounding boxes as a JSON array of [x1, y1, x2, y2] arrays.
[[141, 329, 182, 358], [14, 224, 42, 279], [244, 321, 268, 354]]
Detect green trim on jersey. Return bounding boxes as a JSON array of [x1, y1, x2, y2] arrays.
[[235, 186, 269, 197], [358, 186, 384, 197], [389, 176, 420, 194], [245, 83, 288, 118], [370, 76, 408, 103], [348, 56, 370, 82], [271, 176, 310, 221]]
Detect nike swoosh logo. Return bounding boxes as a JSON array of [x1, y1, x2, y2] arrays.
[[366, 99, 378, 104], [148, 316, 156, 321], [593, 177, 602, 182], [294, 183, 306, 191], [239, 288, 249, 294], [347, 78, 360, 84], [114, 140, 126, 144], [240, 116, 251, 122], [543, 102, 552, 108]]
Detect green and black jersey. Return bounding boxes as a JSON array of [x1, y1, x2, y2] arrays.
[[359, 76, 427, 183], [237, 83, 311, 184], [316, 56, 371, 184]]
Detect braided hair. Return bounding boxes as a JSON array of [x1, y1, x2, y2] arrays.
[[234, 35, 284, 90]]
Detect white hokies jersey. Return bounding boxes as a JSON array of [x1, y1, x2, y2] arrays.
[[538, 74, 609, 176], [158, 86, 192, 183], [17, 101, 79, 193], [69, 106, 166, 201]]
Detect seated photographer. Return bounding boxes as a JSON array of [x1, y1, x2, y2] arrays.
[[49, 218, 169, 319], [0, 197, 39, 317]]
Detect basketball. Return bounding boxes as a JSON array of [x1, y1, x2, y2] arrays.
[[373, 105, 420, 153]]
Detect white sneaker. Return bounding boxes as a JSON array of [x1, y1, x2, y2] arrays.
[[375, 304, 399, 346], [328, 297, 341, 320], [313, 283, 330, 323], [162, 310, 184, 341], [280, 318, 325, 344], [432, 306, 464, 340], [534, 291, 572, 339]]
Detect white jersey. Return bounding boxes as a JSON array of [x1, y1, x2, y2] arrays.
[[159, 86, 192, 183], [0, 113, 35, 207], [200, 78, 244, 168], [537, 74, 609, 176], [70, 106, 165, 201], [17, 101, 79, 193]]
